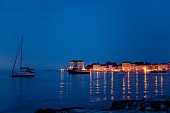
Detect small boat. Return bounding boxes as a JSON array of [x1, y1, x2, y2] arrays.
[[67, 68, 90, 74], [11, 37, 35, 77]]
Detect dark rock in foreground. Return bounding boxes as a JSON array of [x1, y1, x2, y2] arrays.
[[35, 108, 55, 113], [35, 107, 86, 113], [35, 95, 170, 113], [109, 95, 170, 112]]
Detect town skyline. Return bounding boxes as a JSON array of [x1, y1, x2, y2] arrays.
[[67, 60, 170, 73]]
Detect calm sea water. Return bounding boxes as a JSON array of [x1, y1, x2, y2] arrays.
[[0, 70, 170, 113]]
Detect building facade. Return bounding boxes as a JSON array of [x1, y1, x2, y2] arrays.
[[122, 62, 135, 72], [68, 60, 84, 70]]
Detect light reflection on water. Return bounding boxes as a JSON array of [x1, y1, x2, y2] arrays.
[[0, 70, 170, 112], [59, 72, 170, 103]]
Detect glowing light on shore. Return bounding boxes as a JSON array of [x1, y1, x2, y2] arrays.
[[144, 67, 147, 74], [60, 69, 64, 72]]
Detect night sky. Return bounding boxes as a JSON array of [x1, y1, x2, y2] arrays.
[[0, 0, 170, 70]]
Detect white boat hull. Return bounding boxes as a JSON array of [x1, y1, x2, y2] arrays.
[[11, 72, 35, 77]]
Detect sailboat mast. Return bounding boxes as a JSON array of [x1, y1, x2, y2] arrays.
[[20, 36, 23, 71], [12, 37, 23, 73]]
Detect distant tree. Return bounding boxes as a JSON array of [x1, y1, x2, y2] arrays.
[[96, 62, 101, 64], [135, 61, 144, 65], [106, 61, 112, 65], [145, 61, 151, 65], [106, 61, 117, 66], [85, 64, 93, 70], [112, 62, 117, 66]]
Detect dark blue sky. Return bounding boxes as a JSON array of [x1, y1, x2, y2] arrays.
[[0, 0, 170, 70]]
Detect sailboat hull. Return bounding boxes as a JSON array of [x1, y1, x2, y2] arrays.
[[11, 72, 35, 77]]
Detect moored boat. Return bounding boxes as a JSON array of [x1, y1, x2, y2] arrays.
[[67, 68, 90, 74], [11, 37, 35, 77]]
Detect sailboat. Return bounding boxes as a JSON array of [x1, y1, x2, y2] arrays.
[[11, 37, 35, 77]]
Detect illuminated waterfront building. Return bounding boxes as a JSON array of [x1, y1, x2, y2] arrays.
[[93, 64, 101, 71], [135, 65, 149, 72], [167, 62, 170, 70], [157, 64, 168, 70], [149, 64, 168, 71], [93, 64, 115, 72], [68, 60, 85, 70], [106, 65, 115, 72], [121, 62, 135, 72]]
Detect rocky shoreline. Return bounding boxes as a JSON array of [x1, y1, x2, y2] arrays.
[[35, 95, 170, 113]]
